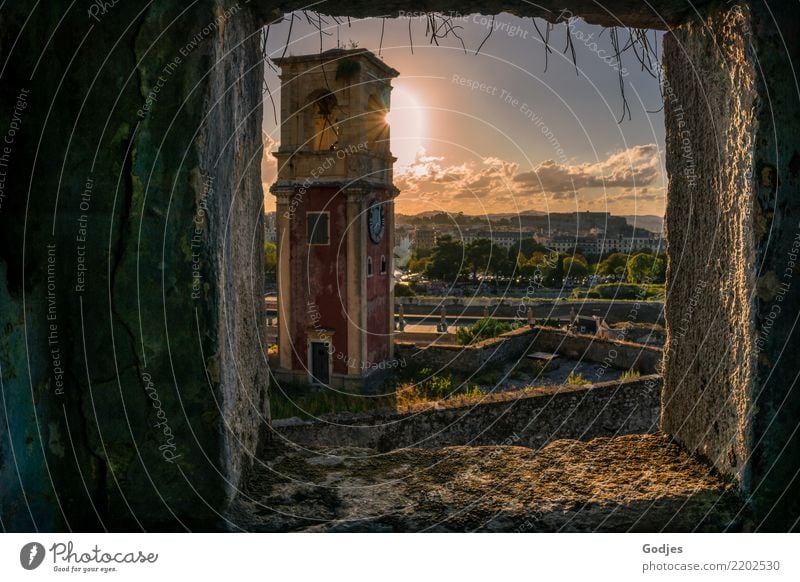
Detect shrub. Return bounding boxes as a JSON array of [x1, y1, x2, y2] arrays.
[[570, 288, 601, 299], [461, 385, 486, 399], [592, 283, 665, 300], [456, 317, 520, 345]]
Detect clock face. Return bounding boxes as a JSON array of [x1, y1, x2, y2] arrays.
[[368, 201, 385, 244]]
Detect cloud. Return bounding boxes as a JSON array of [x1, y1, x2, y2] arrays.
[[513, 144, 661, 193], [264, 141, 665, 216], [395, 149, 519, 209]]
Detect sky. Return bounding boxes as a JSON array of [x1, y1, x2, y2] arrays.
[[261, 12, 667, 218]]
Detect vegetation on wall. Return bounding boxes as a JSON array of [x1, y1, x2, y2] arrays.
[[456, 317, 521, 345]]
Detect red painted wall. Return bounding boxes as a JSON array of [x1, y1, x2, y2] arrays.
[[287, 186, 349, 374], [285, 186, 392, 377]]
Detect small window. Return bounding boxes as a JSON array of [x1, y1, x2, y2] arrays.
[[307, 212, 329, 245], [380, 255, 387, 274], [367, 256, 373, 277]]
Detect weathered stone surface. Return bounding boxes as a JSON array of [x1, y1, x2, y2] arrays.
[[254, 1, 719, 30], [662, 2, 800, 529], [228, 434, 745, 532], [274, 376, 662, 451], [662, 0, 757, 492], [0, 1, 268, 530]]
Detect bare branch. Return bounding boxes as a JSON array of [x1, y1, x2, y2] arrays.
[[475, 15, 494, 55]]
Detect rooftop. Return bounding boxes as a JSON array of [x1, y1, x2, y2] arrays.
[[272, 47, 400, 78]]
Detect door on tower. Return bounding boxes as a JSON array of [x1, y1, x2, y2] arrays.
[[309, 341, 330, 386]]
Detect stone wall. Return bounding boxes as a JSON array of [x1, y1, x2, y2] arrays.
[[395, 326, 661, 375], [274, 375, 662, 451], [394, 326, 536, 374], [662, 2, 800, 528], [0, 0, 268, 531], [397, 297, 664, 324], [662, 1, 757, 491], [529, 328, 662, 374]]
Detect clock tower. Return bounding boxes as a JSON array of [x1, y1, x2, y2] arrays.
[[270, 48, 399, 392]]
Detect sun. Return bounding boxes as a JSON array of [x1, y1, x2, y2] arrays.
[[386, 84, 426, 168]]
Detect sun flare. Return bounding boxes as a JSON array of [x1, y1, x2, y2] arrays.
[[386, 84, 426, 168]]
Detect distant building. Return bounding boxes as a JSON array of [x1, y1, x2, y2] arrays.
[[413, 228, 437, 249], [462, 230, 520, 249], [518, 211, 628, 236], [604, 235, 663, 254], [540, 234, 663, 256]]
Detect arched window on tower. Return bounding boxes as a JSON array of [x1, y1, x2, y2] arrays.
[[307, 90, 340, 150], [380, 255, 387, 275]]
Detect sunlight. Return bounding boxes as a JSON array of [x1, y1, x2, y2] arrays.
[[386, 83, 426, 167]]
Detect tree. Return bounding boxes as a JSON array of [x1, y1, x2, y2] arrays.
[[596, 252, 629, 276], [508, 237, 548, 262], [491, 244, 515, 278], [424, 235, 464, 282], [543, 254, 565, 287], [564, 257, 588, 278], [626, 253, 666, 283], [408, 248, 433, 273], [264, 241, 277, 287], [408, 256, 431, 274], [465, 238, 493, 280]]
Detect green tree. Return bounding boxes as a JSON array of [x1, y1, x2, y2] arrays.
[[543, 254, 565, 287], [490, 243, 515, 279], [264, 241, 277, 287], [508, 237, 549, 263], [596, 252, 629, 276], [626, 253, 666, 283], [564, 257, 588, 278], [424, 235, 464, 282], [465, 238, 493, 280]]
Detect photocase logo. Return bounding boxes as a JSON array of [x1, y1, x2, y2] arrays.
[[20, 542, 46, 570]]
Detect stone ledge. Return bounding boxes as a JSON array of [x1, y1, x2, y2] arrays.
[[228, 433, 745, 532], [272, 375, 662, 452]]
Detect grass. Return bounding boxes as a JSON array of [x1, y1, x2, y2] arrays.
[[394, 367, 489, 410], [567, 371, 591, 386], [620, 369, 641, 381]]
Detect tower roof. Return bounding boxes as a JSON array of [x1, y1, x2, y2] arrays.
[[272, 48, 399, 78]]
